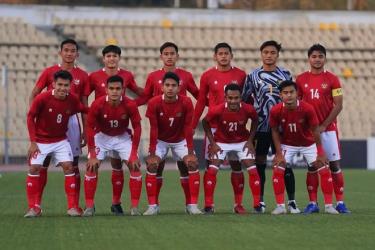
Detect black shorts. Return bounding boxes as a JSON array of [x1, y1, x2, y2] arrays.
[[254, 131, 276, 156]]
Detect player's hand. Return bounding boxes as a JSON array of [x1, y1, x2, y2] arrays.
[[317, 125, 327, 133], [273, 153, 286, 167], [243, 141, 255, 157], [86, 158, 100, 173], [315, 154, 328, 168], [208, 143, 222, 160], [145, 154, 161, 168], [128, 155, 141, 171], [80, 132, 87, 148], [27, 142, 40, 160], [183, 153, 198, 167]]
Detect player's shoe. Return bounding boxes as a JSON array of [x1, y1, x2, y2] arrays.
[[83, 207, 95, 217], [186, 204, 203, 215], [303, 203, 320, 214], [233, 204, 247, 214], [271, 204, 287, 215], [143, 205, 159, 216], [336, 202, 351, 214], [203, 206, 215, 215], [130, 207, 141, 216], [111, 204, 124, 216], [24, 206, 42, 218], [324, 204, 339, 214], [254, 202, 266, 214], [287, 200, 301, 214], [67, 207, 82, 217]]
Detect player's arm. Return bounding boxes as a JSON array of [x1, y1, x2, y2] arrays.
[[202, 108, 221, 159], [192, 74, 209, 129], [241, 74, 254, 104], [307, 105, 327, 166], [135, 76, 153, 106], [80, 95, 89, 147], [128, 103, 142, 170], [269, 108, 286, 166], [26, 97, 42, 159], [184, 98, 195, 154], [244, 106, 258, 156], [29, 70, 49, 105], [319, 88, 343, 133], [145, 103, 159, 155], [186, 73, 200, 100], [85, 104, 101, 171], [128, 74, 144, 97]]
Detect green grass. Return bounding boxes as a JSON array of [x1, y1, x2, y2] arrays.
[[0, 169, 374, 250]]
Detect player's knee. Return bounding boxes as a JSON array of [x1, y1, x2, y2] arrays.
[[29, 165, 41, 175], [186, 161, 198, 172], [146, 164, 158, 173], [61, 162, 74, 174], [329, 161, 341, 173]]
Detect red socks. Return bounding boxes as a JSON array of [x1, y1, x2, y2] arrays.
[[26, 174, 41, 209], [145, 172, 157, 205], [204, 165, 219, 207], [129, 171, 142, 208], [38, 167, 48, 204], [231, 171, 244, 205], [180, 176, 191, 205], [156, 176, 163, 205], [331, 170, 345, 202], [318, 166, 334, 205], [272, 166, 285, 205], [65, 174, 77, 209], [306, 171, 319, 203], [188, 170, 200, 205], [247, 165, 261, 207], [84, 172, 98, 208], [111, 169, 124, 205]]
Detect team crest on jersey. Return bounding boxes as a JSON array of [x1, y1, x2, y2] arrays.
[[231, 80, 238, 85], [158, 80, 162, 84], [160, 112, 163, 116], [321, 83, 328, 89], [281, 119, 286, 123], [66, 109, 71, 115], [176, 112, 182, 117], [49, 108, 53, 112], [304, 83, 308, 88], [223, 121, 227, 124], [214, 80, 218, 85], [121, 114, 128, 119], [104, 114, 107, 118], [101, 83, 105, 87], [73, 79, 80, 85]]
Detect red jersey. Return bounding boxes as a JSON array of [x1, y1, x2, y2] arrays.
[[269, 101, 319, 147], [135, 68, 199, 106], [27, 90, 86, 143], [204, 102, 258, 143], [86, 95, 141, 158], [296, 71, 342, 132], [89, 68, 139, 99], [192, 66, 246, 128], [35, 64, 90, 98], [146, 95, 194, 153]]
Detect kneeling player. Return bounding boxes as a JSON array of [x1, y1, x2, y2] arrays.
[[83, 75, 142, 216], [202, 83, 261, 214], [269, 80, 338, 215], [144, 72, 201, 215], [25, 70, 86, 217]]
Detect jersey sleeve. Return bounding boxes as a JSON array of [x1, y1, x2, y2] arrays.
[[88, 73, 96, 96], [204, 105, 220, 124], [126, 72, 140, 94], [82, 71, 91, 96], [269, 106, 279, 128], [27, 95, 44, 141], [245, 104, 258, 123], [35, 69, 50, 90], [192, 73, 209, 129], [86, 101, 101, 158], [127, 101, 142, 160], [186, 72, 199, 100], [305, 104, 319, 128], [295, 74, 304, 99], [183, 98, 194, 150], [241, 74, 254, 103], [135, 74, 153, 106], [146, 100, 158, 154], [330, 74, 343, 97]]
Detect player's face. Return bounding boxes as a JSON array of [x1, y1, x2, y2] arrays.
[[261, 45, 278, 66], [53, 78, 71, 99], [106, 81, 123, 101], [225, 89, 241, 111], [309, 51, 326, 70], [214, 47, 233, 67], [103, 52, 120, 69], [280, 86, 297, 106], [160, 47, 179, 67], [162, 78, 179, 99], [59, 43, 78, 64]]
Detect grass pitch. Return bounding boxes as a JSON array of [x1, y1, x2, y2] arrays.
[[0, 169, 374, 250]]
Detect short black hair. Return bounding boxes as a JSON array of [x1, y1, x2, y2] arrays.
[[163, 72, 180, 85], [102, 45, 121, 56], [278, 80, 297, 92], [308, 44, 326, 57], [260, 40, 282, 52], [224, 83, 242, 94], [54, 70, 72, 82], [160, 42, 178, 54], [107, 75, 123, 86], [60, 39, 78, 51], [214, 42, 232, 54]]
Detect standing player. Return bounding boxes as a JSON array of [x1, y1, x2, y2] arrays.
[[296, 44, 350, 213], [88, 45, 144, 213], [242, 40, 299, 213], [269, 80, 338, 215], [144, 72, 201, 215], [83, 75, 142, 216], [28, 39, 90, 209], [202, 84, 261, 214], [25, 70, 86, 217], [192, 42, 248, 214], [135, 42, 200, 208]]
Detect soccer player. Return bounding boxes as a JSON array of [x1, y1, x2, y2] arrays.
[[135, 42, 200, 209], [296, 44, 350, 213], [28, 38, 90, 209], [192, 42, 248, 214], [241, 40, 298, 213], [269, 80, 338, 215], [88, 45, 144, 213], [83, 75, 142, 216], [25, 70, 86, 217], [202, 84, 261, 214], [144, 72, 201, 215]]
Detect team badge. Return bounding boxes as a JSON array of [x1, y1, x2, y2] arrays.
[[160, 112, 163, 116], [231, 80, 238, 85], [176, 112, 182, 117], [321, 83, 328, 89], [121, 114, 128, 119], [49, 108, 53, 112], [101, 83, 105, 87], [304, 83, 308, 88], [73, 79, 80, 85], [214, 80, 218, 85], [66, 109, 71, 115], [158, 80, 162, 84], [104, 114, 107, 118], [281, 119, 285, 123]]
